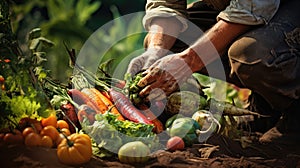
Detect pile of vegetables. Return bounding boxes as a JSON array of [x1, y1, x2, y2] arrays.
[[0, 114, 93, 166], [0, 2, 259, 164]]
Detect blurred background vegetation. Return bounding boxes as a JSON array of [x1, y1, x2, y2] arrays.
[[10, 0, 145, 83], [10, 0, 198, 83]]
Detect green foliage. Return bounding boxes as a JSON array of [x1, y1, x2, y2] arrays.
[[82, 112, 158, 158], [11, 0, 145, 83]]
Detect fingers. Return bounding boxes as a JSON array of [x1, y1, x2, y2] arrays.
[[139, 76, 178, 101], [137, 67, 160, 88], [126, 57, 145, 75]]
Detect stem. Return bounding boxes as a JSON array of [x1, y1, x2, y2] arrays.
[[59, 128, 74, 147], [60, 110, 79, 133]]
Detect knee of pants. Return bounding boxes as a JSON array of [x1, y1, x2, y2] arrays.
[[227, 36, 268, 83]]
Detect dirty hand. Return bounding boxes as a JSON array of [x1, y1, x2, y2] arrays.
[[137, 53, 194, 101], [126, 48, 168, 75]]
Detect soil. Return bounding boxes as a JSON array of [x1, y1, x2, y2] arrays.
[[1, 133, 300, 168]]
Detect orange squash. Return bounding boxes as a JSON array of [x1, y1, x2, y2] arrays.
[[57, 133, 92, 165]]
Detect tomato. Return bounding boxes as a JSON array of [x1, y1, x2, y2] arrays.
[[118, 141, 151, 164], [41, 114, 57, 127], [61, 128, 71, 136], [55, 133, 65, 147], [40, 125, 59, 141], [57, 120, 69, 130], [41, 135, 53, 148], [3, 129, 24, 145], [57, 133, 92, 165], [18, 117, 42, 133], [166, 136, 185, 152], [22, 127, 35, 138], [25, 132, 42, 147]]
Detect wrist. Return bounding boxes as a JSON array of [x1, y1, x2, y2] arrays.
[[181, 48, 204, 72], [145, 47, 169, 57]]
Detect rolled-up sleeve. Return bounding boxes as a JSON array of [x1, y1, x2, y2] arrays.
[[143, 0, 188, 32], [217, 0, 280, 25]]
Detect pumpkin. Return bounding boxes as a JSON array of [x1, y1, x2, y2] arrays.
[[57, 133, 92, 165]]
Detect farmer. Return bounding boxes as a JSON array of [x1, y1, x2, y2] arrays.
[[126, 0, 300, 144]]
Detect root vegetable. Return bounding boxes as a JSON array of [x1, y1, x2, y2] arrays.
[[166, 136, 185, 151], [109, 89, 153, 125]]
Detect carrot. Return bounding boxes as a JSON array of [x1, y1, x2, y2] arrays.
[[100, 90, 111, 100], [67, 89, 101, 113], [81, 88, 108, 114], [108, 89, 153, 125], [138, 104, 164, 133], [77, 104, 96, 124], [89, 88, 125, 121]]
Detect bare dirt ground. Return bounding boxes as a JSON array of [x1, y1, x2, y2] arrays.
[[2, 133, 300, 168]]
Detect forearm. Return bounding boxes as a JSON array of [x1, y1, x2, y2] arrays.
[[145, 17, 182, 52], [183, 19, 251, 72]]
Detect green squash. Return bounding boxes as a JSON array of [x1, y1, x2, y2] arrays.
[[118, 141, 150, 164], [168, 117, 201, 146]]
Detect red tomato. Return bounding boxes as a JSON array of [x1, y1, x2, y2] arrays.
[[166, 136, 185, 152], [41, 135, 53, 148], [3, 129, 24, 145], [22, 127, 35, 138], [25, 132, 42, 147]]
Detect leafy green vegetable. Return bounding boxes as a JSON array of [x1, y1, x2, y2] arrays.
[[81, 112, 160, 158]]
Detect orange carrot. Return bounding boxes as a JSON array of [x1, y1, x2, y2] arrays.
[[68, 89, 101, 113], [90, 88, 125, 121], [81, 88, 107, 114], [77, 104, 96, 124]]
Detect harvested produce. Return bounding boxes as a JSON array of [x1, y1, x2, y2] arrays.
[[166, 136, 185, 151], [165, 114, 184, 128], [57, 133, 93, 165], [57, 120, 69, 130], [168, 117, 201, 147], [89, 88, 124, 121], [3, 129, 24, 145], [18, 117, 42, 133], [118, 141, 151, 164], [68, 89, 101, 113], [192, 110, 221, 133], [22, 127, 35, 137], [77, 104, 96, 124], [166, 91, 207, 116], [40, 125, 59, 142], [81, 88, 107, 114], [60, 103, 81, 133], [124, 72, 144, 106], [109, 89, 153, 125], [82, 112, 157, 157], [41, 135, 53, 148], [138, 104, 164, 133], [24, 132, 42, 147], [41, 114, 57, 128]]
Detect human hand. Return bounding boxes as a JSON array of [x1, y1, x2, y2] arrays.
[[137, 53, 194, 101], [126, 48, 168, 75]]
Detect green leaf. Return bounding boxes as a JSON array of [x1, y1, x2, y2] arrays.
[[28, 28, 42, 40], [76, 0, 101, 25]]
